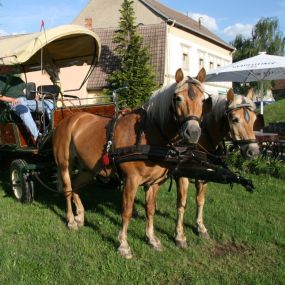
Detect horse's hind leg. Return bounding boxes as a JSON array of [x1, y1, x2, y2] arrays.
[[195, 180, 210, 239], [71, 171, 93, 228], [175, 177, 189, 248], [59, 164, 78, 230], [145, 184, 162, 251], [72, 192, 84, 228], [118, 177, 140, 259]]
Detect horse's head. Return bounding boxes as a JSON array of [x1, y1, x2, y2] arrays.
[[173, 68, 206, 144], [226, 88, 260, 159]]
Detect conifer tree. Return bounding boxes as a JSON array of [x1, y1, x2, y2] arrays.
[[105, 0, 157, 109]]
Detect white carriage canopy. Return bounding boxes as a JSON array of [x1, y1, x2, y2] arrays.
[[0, 24, 101, 72]]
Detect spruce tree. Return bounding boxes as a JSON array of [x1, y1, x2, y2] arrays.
[[105, 0, 157, 109]]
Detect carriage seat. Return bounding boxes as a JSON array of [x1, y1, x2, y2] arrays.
[[37, 85, 60, 100], [25, 82, 37, 100]]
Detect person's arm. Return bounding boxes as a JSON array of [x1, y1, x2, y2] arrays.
[[0, 92, 20, 105]]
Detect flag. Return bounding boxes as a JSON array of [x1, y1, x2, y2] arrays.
[[40, 19, 45, 32]]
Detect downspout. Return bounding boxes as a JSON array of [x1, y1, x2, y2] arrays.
[[166, 18, 176, 84]]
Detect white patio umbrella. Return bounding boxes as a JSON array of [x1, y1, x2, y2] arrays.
[[205, 52, 285, 114]]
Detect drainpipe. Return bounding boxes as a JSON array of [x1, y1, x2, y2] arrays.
[[166, 18, 176, 84]]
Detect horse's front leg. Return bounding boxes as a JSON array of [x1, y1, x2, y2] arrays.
[[118, 177, 140, 259], [175, 177, 189, 248], [195, 180, 210, 239], [145, 184, 162, 251]]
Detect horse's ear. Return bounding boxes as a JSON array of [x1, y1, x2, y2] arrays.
[[202, 97, 212, 115], [175, 68, 184, 83], [246, 87, 254, 100], [196, 67, 206, 83], [227, 88, 235, 103]]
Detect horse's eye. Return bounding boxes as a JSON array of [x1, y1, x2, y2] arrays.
[[232, 118, 239, 123], [174, 96, 182, 103]]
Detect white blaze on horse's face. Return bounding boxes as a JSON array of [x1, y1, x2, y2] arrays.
[[174, 68, 206, 144]]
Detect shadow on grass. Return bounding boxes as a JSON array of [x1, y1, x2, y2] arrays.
[[0, 166, 123, 247], [0, 164, 198, 248]]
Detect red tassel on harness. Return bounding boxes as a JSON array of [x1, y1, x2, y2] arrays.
[[103, 153, 110, 166]]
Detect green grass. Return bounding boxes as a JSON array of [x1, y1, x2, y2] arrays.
[[263, 98, 285, 125], [0, 171, 284, 285]]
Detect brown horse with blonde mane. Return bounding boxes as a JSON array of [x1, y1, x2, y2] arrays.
[[172, 88, 260, 247], [53, 68, 207, 258]]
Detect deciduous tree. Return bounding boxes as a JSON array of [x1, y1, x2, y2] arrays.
[[230, 17, 285, 94]]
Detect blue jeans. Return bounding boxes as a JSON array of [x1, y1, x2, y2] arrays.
[[10, 97, 54, 140]]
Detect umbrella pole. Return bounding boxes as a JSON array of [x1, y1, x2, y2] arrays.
[[260, 81, 264, 115]]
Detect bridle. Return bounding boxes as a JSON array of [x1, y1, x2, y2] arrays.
[[225, 102, 257, 146], [172, 76, 203, 127]]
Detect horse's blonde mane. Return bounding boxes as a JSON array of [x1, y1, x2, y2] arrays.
[[205, 93, 256, 124], [145, 82, 176, 127]]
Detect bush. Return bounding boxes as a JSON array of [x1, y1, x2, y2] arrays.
[[226, 149, 285, 179]]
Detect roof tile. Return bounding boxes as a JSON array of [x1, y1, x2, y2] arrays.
[[87, 23, 166, 90]]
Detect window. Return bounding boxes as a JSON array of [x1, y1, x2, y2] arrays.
[[181, 44, 190, 71], [199, 58, 204, 68], [209, 61, 214, 70], [198, 50, 205, 69], [182, 53, 189, 70]]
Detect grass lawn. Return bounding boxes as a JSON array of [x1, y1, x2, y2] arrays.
[[263, 99, 285, 125], [0, 170, 284, 285]]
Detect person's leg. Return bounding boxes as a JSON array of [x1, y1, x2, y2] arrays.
[[10, 97, 40, 140], [43, 99, 54, 119], [27, 99, 54, 119]]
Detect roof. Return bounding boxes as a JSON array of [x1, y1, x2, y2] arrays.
[[140, 0, 234, 51], [87, 23, 166, 91], [0, 25, 101, 72]]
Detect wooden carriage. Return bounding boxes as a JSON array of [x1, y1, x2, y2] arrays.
[[0, 24, 115, 202]]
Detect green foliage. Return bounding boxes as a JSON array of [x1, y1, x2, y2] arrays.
[[230, 17, 285, 95], [252, 18, 285, 55], [104, 0, 157, 109], [262, 98, 285, 125], [227, 149, 285, 179]]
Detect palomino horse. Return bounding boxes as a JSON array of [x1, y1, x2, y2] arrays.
[[53, 68, 206, 258], [173, 88, 260, 247]]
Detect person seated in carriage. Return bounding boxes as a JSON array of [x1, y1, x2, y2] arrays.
[[0, 73, 54, 144]]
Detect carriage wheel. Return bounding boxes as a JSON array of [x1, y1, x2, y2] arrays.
[[10, 159, 34, 203]]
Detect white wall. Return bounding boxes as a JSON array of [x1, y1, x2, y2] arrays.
[[165, 26, 233, 96]]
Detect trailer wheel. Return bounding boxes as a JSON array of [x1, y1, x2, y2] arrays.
[[10, 159, 34, 203]]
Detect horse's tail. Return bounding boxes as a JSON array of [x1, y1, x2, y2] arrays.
[[52, 113, 86, 193]]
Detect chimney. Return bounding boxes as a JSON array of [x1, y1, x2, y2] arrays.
[[84, 17, 93, 30]]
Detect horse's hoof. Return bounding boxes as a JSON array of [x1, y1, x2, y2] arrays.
[[118, 245, 133, 259], [199, 231, 210, 239], [67, 221, 78, 230], [75, 216, 84, 228], [175, 239, 188, 249], [152, 242, 163, 251], [149, 238, 163, 251]]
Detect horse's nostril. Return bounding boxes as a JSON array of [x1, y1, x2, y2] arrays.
[[185, 126, 201, 142], [246, 145, 260, 158], [247, 150, 253, 157]]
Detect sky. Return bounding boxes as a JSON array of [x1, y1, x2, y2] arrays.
[[0, 0, 285, 44]]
